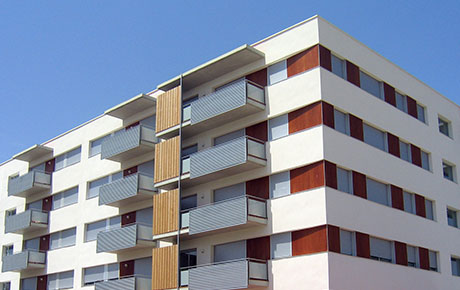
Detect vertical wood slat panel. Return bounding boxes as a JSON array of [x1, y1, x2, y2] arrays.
[[152, 245, 178, 290], [156, 86, 181, 133], [153, 189, 179, 235], [154, 136, 180, 183], [247, 236, 271, 260]]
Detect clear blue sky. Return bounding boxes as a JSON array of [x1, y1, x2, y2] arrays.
[[1, 0, 459, 163]]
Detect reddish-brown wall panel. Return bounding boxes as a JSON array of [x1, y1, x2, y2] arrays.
[[346, 61, 360, 87], [349, 114, 364, 141], [123, 166, 138, 177], [327, 225, 340, 253], [39, 235, 50, 252], [246, 68, 267, 87], [247, 236, 271, 260], [319, 45, 332, 71], [324, 161, 337, 190], [322, 102, 335, 128], [290, 161, 325, 194], [395, 241, 408, 266], [387, 133, 400, 158], [355, 232, 370, 258], [246, 121, 268, 142], [391, 185, 404, 211], [352, 171, 367, 199], [120, 260, 135, 277], [37, 275, 48, 290], [246, 176, 269, 199], [415, 194, 426, 218], [384, 83, 396, 106], [45, 158, 55, 173], [287, 45, 319, 77], [407, 96, 418, 118], [122, 211, 136, 226], [292, 225, 328, 256], [288, 102, 322, 134], [411, 144, 422, 167], [42, 196, 52, 212], [419, 247, 430, 270]]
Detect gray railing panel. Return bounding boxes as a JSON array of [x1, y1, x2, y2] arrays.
[[2, 252, 28, 272], [96, 224, 137, 253], [189, 260, 249, 290], [101, 126, 141, 160], [8, 172, 34, 197], [189, 197, 247, 235], [99, 174, 139, 206], [95, 277, 135, 290], [190, 79, 247, 125], [5, 210, 32, 233], [189, 137, 247, 179]]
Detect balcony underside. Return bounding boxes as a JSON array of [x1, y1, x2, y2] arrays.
[[9, 222, 48, 235], [104, 142, 155, 162]]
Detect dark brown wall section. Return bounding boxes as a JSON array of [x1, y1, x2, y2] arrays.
[[120, 260, 135, 277], [391, 185, 404, 211], [37, 275, 48, 290], [123, 166, 138, 177], [349, 114, 364, 141], [324, 161, 337, 190], [288, 101, 322, 134], [319, 45, 332, 71], [395, 241, 408, 266], [45, 159, 55, 173], [346, 61, 360, 87], [292, 225, 328, 256], [352, 171, 367, 199], [327, 225, 340, 253], [246, 121, 268, 142], [419, 247, 430, 270], [247, 236, 271, 260], [384, 83, 396, 106], [387, 133, 400, 158], [290, 161, 325, 194], [122, 211, 136, 226], [355, 232, 370, 258], [415, 194, 426, 218], [246, 68, 267, 87], [39, 235, 50, 252], [407, 96, 418, 118], [246, 176, 269, 199], [411, 145, 422, 167], [42, 196, 52, 212], [322, 102, 335, 128], [287, 45, 319, 78]]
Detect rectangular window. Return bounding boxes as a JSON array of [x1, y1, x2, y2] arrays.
[[452, 257, 460, 277], [1, 282, 11, 290], [89, 135, 109, 157], [268, 60, 287, 85], [24, 238, 40, 250], [399, 140, 411, 162], [425, 199, 434, 220], [85, 216, 121, 242], [421, 151, 430, 170], [395, 92, 407, 113], [50, 228, 76, 250], [52, 187, 79, 210], [21, 277, 37, 290], [363, 124, 386, 151], [337, 167, 352, 194], [180, 249, 197, 268], [331, 54, 346, 79], [181, 144, 198, 157], [407, 245, 418, 267], [447, 208, 458, 227], [366, 178, 390, 206], [334, 109, 349, 135], [268, 114, 289, 141], [214, 183, 245, 202], [84, 263, 119, 285], [370, 237, 392, 263], [403, 191, 416, 214], [5, 208, 16, 217], [48, 270, 74, 290], [270, 232, 292, 259], [87, 172, 122, 199], [417, 104, 426, 123], [214, 240, 246, 263], [2, 245, 13, 257], [269, 171, 290, 198], [438, 117, 451, 137], [214, 129, 245, 146], [55, 147, 81, 171], [340, 230, 354, 256], [429, 251, 438, 271], [443, 161, 455, 182], [359, 71, 383, 99]]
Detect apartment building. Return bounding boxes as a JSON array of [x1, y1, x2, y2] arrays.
[[1, 15, 459, 290]]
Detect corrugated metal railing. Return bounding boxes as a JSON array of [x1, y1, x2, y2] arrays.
[[98, 173, 156, 206], [1, 250, 46, 272], [5, 209, 48, 233], [7, 171, 51, 197], [96, 223, 152, 253]]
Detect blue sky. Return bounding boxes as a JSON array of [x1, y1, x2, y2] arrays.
[[0, 0, 459, 163]]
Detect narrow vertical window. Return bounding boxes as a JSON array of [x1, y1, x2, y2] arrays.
[[395, 92, 408, 112], [417, 104, 426, 123], [337, 168, 352, 194], [447, 208, 458, 227], [268, 61, 287, 85], [331, 54, 346, 79], [340, 230, 354, 256], [438, 117, 451, 137], [268, 115, 289, 141], [334, 109, 349, 135], [443, 161, 455, 182], [399, 140, 411, 162], [269, 171, 290, 198]]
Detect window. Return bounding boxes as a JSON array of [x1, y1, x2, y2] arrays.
[[85, 216, 121, 242], [180, 249, 197, 268], [89, 135, 109, 157], [370, 237, 392, 263], [403, 191, 416, 214], [417, 104, 426, 123], [443, 161, 455, 182], [366, 178, 390, 206], [1, 282, 11, 290], [363, 124, 386, 151], [52, 187, 78, 210], [270, 232, 292, 259], [407, 245, 418, 267], [452, 257, 460, 277], [27, 200, 42, 210], [340, 230, 354, 256], [21, 277, 37, 290], [55, 147, 81, 171], [395, 92, 407, 113], [214, 240, 246, 263], [5, 208, 16, 217], [181, 195, 197, 211], [48, 270, 74, 290], [50, 228, 76, 250], [447, 208, 458, 227], [337, 168, 352, 194], [399, 140, 411, 162], [334, 109, 349, 135], [270, 171, 290, 198], [268, 60, 287, 85], [429, 251, 438, 271], [421, 151, 430, 170], [84, 263, 118, 285], [2, 245, 13, 257], [268, 115, 288, 141], [30, 162, 45, 172], [214, 129, 245, 146], [24, 238, 40, 250], [359, 71, 383, 99], [331, 54, 346, 79], [87, 172, 122, 199], [181, 144, 198, 158], [425, 199, 434, 220], [214, 183, 245, 202], [438, 117, 451, 137]]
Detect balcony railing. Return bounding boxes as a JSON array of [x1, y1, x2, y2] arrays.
[[8, 171, 51, 198], [94, 275, 151, 290], [181, 258, 268, 290], [101, 125, 158, 162], [99, 173, 156, 207], [1, 250, 46, 272], [96, 223, 154, 253], [5, 209, 48, 234]]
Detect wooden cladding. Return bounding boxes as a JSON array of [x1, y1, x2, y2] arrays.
[[247, 236, 271, 260], [411, 144, 422, 167], [415, 194, 426, 218], [349, 114, 364, 141], [384, 83, 396, 106], [322, 102, 334, 128], [153, 190, 179, 235], [154, 136, 180, 184], [290, 161, 325, 194], [292, 225, 327, 256], [346, 61, 360, 87], [246, 176, 269, 199], [246, 68, 267, 87], [387, 133, 400, 158], [395, 241, 408, 266], [407, 96, 418, 118], [352, 171, 367, 199], [156, 86, 181, 133], [246, 121, 268, 142], [327, 225, 340, 253], [391, 185, 404, 211], [355, 232, 370, 258], [152, 245, 178, 290], [319, 45, 332, 71], [120, 260, 135, 277], [287, 45, 319, 78], [419, 247, 430, 270], [288, 102, 322, 134], [324, 161, 337, 190]]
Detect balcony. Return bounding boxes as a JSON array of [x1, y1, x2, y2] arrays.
[[186, 196, 267, 236], [5, 209, 48, 234], [1, 250, 46, 272], [101, 125, 158, 162], [99, 173, 156, 207], [8, 171, 51, 198], [181, 259, 268, 290], [95, 276, 151, 290], [96, 223, 155, 253]]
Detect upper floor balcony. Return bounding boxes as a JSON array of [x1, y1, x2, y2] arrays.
[[4, 209, 48, 234], [1, 250, 46, 272], [96, 223, 155, 253], [8, 171, 51, 198], [94, 276, 151, 290]]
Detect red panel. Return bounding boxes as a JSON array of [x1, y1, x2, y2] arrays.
[[355, 232, 370, 258], [290, 161, 325, 194], [247, 236, 270, 260], [39, 235, 50, 252], [324, 161, 337, 190], [349, 114, 364, 141], [415, 194, 426, 218], [394, 241, 408, 266], [419, 247, 430, 270], [346, 61, 360, 87], [37, 275, 48, 290], [125, 121, 140, 130], [387, 133, 400, 158], [411, 144, 422, 167], [120, 260, 134, 277], [45, 158, 55, 173], [246, 121, 268, 142], [383, 83, 396, 106], [292, 225, 327, 256], [322, 102, 335, 129], [352, 171, 367, 199], [407, 96, 418, 118], [287, 45, 319, 77], [246, 176, 269, 199], [42, 196, 53, 212], [122, 211, 136, 226], [319, 45, 332, 71], [390, 185, 404, 211], [246, 68, 267, 87], [288, 102, 322, 134], [123, 166, 138, 177], [327, 225, 340, 253]]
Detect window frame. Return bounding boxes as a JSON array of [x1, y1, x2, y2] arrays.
[[442, 160, 456, 182], [447, 208, 458, 228], [363, 123, 388, 152], [331, 53, 347, 79], [333, 109, 350, 136], [359, 70, 384, 100], [438, 116, 452, 138], [52, 187, 79, 210], [55, 146, 82, 171]]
